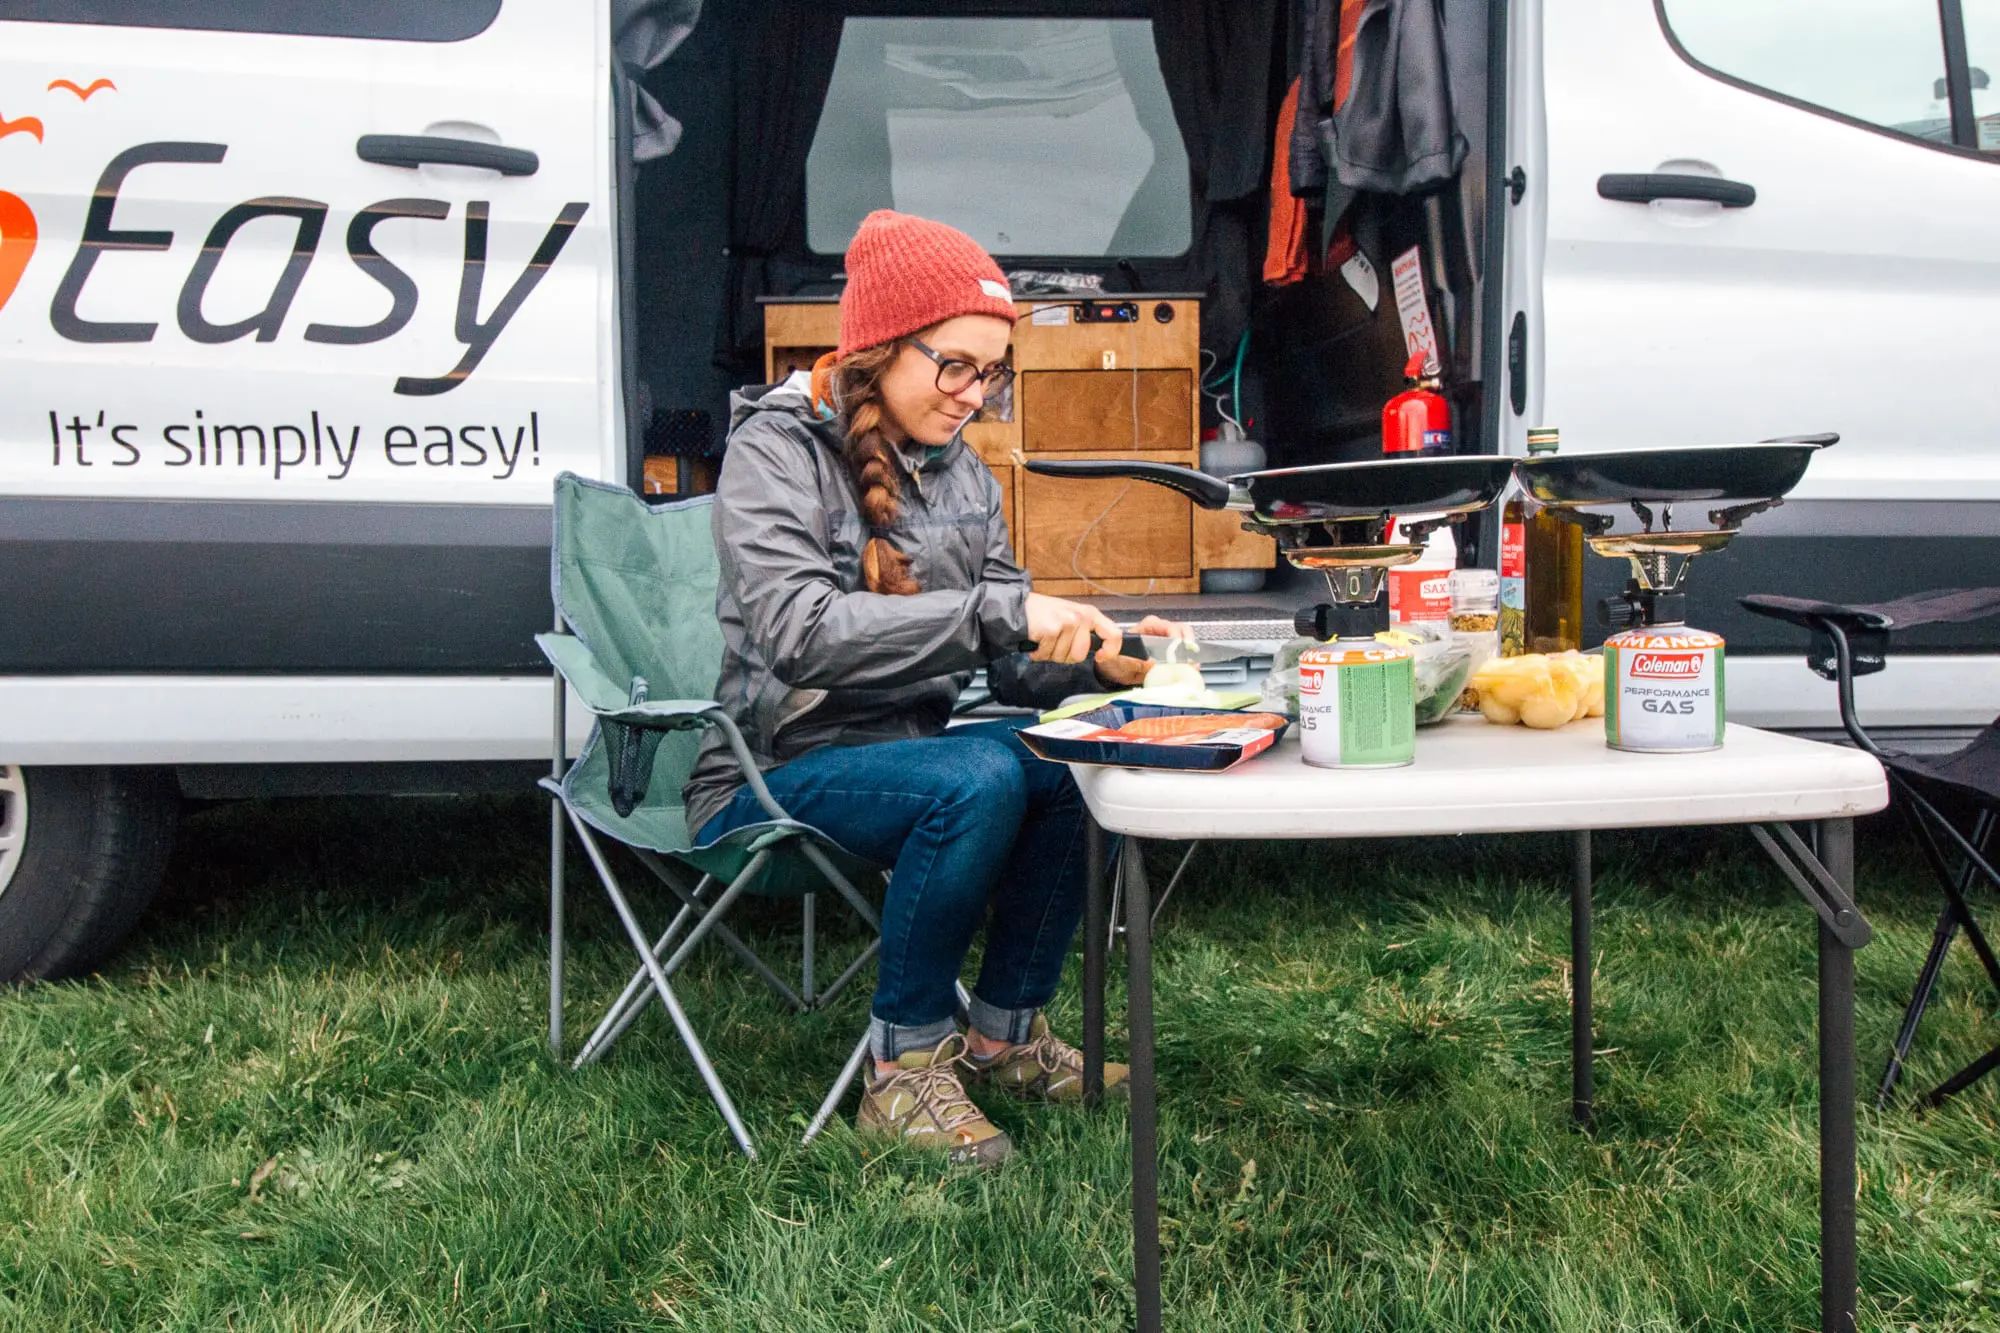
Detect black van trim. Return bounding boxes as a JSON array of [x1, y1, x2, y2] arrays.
[[0, 496, 551, 674]]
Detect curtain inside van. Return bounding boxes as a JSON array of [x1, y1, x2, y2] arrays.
[[718, 1, 844, 371], [1147, 0, 1283, 358]]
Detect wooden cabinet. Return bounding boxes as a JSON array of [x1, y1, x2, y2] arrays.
[[759, 297, 1272, 595]]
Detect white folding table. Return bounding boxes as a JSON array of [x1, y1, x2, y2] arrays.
[[1070, 719, 1887, 1333]]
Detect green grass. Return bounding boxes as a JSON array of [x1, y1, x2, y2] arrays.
[[2, 796, 1997, 1331]]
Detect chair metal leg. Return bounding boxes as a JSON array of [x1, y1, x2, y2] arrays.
[[1877, 903, 1961, 1108], [632, 852, 804, 1012], [567, 810, 757, 1157], [549, 794, 566, 1059], [1917, 1041, 2000, 1110], [803, 1029, 873, 1146], [798, 842, 884, 932], [575, 881, 720, 1069], [814, 938, 880, 1010], [548, 616, 567, 1059], [802, 892, 817, 1009], [1901, 799, 2000, 989]]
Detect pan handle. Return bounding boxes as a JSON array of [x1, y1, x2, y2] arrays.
[[1022, 458, 1235, 510], [1758, 432, 1839, 447]]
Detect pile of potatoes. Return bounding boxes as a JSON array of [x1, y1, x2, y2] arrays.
[[1469, 651, 1605, 729]]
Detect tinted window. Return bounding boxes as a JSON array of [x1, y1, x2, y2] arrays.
[[1661, 0, 1955, 143], [806, 18, 1191, 259], [0, 0, 500, 42], [1965, 0, 2000, 151]]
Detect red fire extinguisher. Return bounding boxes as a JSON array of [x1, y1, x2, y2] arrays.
[[1382, 351, 1451, 456]]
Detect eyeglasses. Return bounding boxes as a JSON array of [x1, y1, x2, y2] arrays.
[[909, 337, 1016, 402]]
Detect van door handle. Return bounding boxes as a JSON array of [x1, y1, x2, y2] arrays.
[[1597, 173, 1754, 207], [356, 134, 539, 177]]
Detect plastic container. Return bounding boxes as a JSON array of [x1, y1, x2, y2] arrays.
[[1449, 568, 1501, 712]]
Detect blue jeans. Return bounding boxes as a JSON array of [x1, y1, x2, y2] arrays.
[[696, 720, 1088, 1060]]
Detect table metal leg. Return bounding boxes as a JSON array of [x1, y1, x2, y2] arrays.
[[1123, 842, 1162, 1333], [1819, 818, 1859, 1333], [1084, 819, 1107, 1106], [1571, 830, 1594, 1129]]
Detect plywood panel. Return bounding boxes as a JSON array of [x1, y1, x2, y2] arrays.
[[1011, 300, 1199, 372], [1193, 506, 1278, 571], [1020, 471, 1192, 583], [1020, 370, 1192, 453]]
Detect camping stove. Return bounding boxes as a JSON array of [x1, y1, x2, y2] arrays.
[[1516, 436, 1837, 751]]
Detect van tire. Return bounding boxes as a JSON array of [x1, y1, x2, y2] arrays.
[[0, 767, 179, 984]]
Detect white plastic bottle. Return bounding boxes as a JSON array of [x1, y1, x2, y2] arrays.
[[1387, 520, 1456, 627]]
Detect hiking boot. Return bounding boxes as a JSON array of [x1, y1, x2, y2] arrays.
[[856, 1033, 1013, 1167], [964, 1013, 1129, 1104]]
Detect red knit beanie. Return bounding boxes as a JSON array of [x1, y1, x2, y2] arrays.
[[836, 210, 1019, 357]]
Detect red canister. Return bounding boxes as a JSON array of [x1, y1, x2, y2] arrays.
[[1382, 352, 1451, 456]]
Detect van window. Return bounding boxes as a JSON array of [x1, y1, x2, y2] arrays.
[[806, 17, 1191, 259], [1659, 0, 1958, 144], [1967, 0, 2000, 151], [0, 0, 500, 42]]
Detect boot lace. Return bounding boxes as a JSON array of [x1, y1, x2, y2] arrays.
[[880, 1035, 984, 1136]]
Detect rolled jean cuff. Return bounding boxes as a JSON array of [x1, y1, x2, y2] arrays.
[[869, 1015, 959, 1063], [966, 992, 1039, 1045]]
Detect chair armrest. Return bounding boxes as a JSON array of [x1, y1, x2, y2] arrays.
[[536, 632, 720, 732], [1738, 595, 1893, 635]]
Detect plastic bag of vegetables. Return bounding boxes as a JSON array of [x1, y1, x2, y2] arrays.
[[1263, 625, 1474, 727]]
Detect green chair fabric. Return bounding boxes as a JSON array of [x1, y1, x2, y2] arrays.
[[546, 473, 875, 898]]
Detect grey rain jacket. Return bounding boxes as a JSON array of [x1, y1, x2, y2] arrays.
[[682, 374, 1101, 833]]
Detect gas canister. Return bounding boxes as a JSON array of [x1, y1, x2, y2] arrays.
[[1603, 627, 1725, 753], [1298, 643, 1416, 768]]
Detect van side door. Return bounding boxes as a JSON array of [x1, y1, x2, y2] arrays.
[[1504, 0, 2000, 726]]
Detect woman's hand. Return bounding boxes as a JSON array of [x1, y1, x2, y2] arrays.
[[1024, 592, 1120, 665], [1092, 615, 1196, 689]]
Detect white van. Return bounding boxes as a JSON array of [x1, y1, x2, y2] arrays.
[[3, 0, 1995, 980]]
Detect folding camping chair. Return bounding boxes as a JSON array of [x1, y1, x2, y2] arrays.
[[1742, 587, 2000, 1109], [538, 472, 895, 1157]]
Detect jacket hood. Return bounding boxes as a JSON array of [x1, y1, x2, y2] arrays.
[[727, 371, 965, 473], [728, 370, 819, 433]]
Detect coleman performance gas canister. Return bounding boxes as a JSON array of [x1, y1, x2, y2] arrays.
[[1298, 643, 1416, 768], [1603, 627, 1725, 753]]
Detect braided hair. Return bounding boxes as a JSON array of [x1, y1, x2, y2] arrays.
[[815, 344, 921, 596]]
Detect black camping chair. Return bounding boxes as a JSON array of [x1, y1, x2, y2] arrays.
[[1741, 588, 2000, 1110]]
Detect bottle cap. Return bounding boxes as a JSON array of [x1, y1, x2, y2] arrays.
[[1526, 426, 1560, 455], [1449, 568, 1499, 604]]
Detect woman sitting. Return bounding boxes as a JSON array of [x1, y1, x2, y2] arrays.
[[686, 210, 1181, 1165]]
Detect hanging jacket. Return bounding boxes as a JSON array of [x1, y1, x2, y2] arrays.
[[1290, 0, 1467, 203], [681, 374, 1099, 833]]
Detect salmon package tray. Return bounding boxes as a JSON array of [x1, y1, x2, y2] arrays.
[[1018, 702, 1290, 772]]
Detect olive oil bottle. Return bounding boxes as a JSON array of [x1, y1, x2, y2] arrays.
[[1521, 427, 1584, 653]]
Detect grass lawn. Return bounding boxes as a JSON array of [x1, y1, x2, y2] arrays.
[[2, 793, 1997, 1331]]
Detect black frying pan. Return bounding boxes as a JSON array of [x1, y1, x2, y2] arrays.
[[1023, 456, 1517, 525], [1516, 435, 1836, 507]]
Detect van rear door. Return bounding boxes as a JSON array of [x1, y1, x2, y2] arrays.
[[0, 1, 615, 675], [1502, 0, 2000, 729]]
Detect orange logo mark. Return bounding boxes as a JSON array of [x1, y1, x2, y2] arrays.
[[0, 114, 44, 144], [0, 191, 36, 315], [47, 77, 116, 101]]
